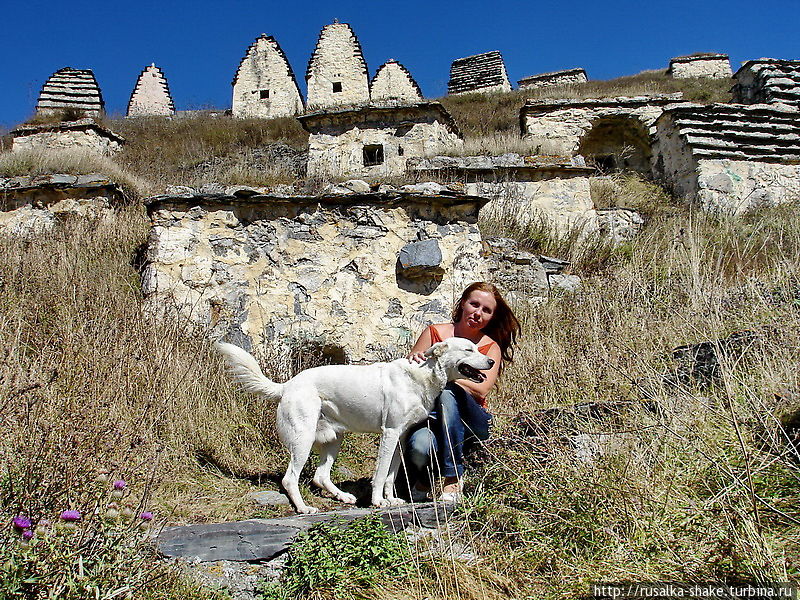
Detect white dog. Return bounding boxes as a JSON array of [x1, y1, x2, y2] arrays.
[[216, 338, 494, 514]]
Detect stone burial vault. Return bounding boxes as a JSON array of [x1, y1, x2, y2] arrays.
[[521, 93, 684, 173], [733, 58, 800, 110], [10, 119, 125, 156], [297, 102, 463, 179], [36, 67, 104, 117], [517, 68, 588, 90], [231, 34, 304, 119], [652, 102, 800, 213], [141, 185, 489, 362], [370, 60, 424, 105], [127, 64, 175, 118], [447, 51, 511, 95], [667, 54, 732, 80], [305, 20, 370, 111]]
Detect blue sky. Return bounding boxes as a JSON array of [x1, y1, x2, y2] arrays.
[[1, 0, 798, 128]]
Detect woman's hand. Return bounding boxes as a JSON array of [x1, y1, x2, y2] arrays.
[[407, 351, 426, 364]]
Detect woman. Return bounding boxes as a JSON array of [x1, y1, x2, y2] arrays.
[[406, 282, 521, 502]]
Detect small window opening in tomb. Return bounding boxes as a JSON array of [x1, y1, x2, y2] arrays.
[[332, 82, 343, 93], [363, 144, 385, 167], [398, 146, 404, 156], [259, 89, 270, 99]]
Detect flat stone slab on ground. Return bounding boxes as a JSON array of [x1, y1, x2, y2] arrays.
[[157, 502, 456, 562]]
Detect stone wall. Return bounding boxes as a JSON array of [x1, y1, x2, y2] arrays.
[[517, 68, 588, 89], [298, 103, 463, 179], [447, 51, 511, 95], [305, 21, 369, 111], [653, 103, 800, 212], [0, 173, 124, 236], [733, 59, 800, 110], [127, 64, 175, 117], [231, 35, 304, 119], [141, 187, 490, 362], [36, 67, 104, 117], [370, 60, 423, 105], [409, 154, 597, 231], [668, 54, 732, 79], [10, 119, 125, 155], [521, 94, 683, 158]]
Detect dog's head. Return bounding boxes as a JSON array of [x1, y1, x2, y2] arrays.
[[424, 337, 495, 383]]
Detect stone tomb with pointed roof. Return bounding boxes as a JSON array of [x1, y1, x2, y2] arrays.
[[668, 54, 732, 79], [370, 60, 423, 105], [447, 51, 511, 96], [36, 67, 104, 117], [127, 64, 175, 117], [298, 102, 463, 178], [232, 35, 304, 119], [306, 21, 370, 111]]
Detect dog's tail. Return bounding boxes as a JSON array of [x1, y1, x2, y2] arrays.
[[215, 342, 284, 400]]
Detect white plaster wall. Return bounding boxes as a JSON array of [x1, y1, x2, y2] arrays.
[[696, 159, 800, 213], [370, 62, 423, 104], [306, 23, 370, 110], [12, 130, 121, 155], [232, 37, 304, 119], [670, 58, 732, 79], [307, 121, 463, 178], [142, 200, 484, 361], [128, 66, 174, 117], [523, 104, 669, 155]]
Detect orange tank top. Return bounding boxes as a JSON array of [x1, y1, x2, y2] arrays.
[[428, 325, 495, 407]]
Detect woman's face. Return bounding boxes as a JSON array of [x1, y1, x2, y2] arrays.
[[461, 290, 497, 331]]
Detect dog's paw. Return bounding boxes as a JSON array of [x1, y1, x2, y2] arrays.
[[296, 505, 319, 514], [386, 497, 406, 507], [371, 498, 390, 508], [337, 492, 357, 504]]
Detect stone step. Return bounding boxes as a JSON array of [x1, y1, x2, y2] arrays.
[[156, 501, 456, 563]]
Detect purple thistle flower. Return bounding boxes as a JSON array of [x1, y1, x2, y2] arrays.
[[12, 516, 32, 531], [112, 480, 126, 490], [139, 511, 154, 522], [60, 510, 81, 522], [21, 530, 33, 541]]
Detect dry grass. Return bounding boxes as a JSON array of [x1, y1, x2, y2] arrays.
[[0, 147, 150, 201], [112, 114, 308, 192], [441, 69, 733, 144]]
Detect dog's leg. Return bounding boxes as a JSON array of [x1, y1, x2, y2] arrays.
[[371, 428, 404, 507], [281, 431, 318, 514], [312, 433, 357, 505], [382, 438, 407, 506]]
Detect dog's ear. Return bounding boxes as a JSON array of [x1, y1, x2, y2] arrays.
[[424, 341, 449, 359]]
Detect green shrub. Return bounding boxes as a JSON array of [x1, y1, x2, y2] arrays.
[[262, 516, 412, 600]]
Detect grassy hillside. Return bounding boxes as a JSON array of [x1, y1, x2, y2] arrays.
[[1, 72, 797, 599]]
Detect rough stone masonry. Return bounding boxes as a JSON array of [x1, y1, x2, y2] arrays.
[[667, 54, 732, 79], [447, 51, 511, 95], [36, 67, 105, 117], [517, 68, 588, 90], [733, 59, 800, 110], [127, 64, 175, 118], [141, 185, 488, 362], [231, 34, 304, 119], [298, 102, 463, 179], [652, 102, 800, 213], [305, 21, 370, 111], [370, 60, 424, 105]]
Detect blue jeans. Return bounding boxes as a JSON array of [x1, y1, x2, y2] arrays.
[[407, 382, 492, 479]]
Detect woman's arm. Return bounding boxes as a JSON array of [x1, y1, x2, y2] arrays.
[[455, 343, 502, 398], [407, 326, 433, 364]]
